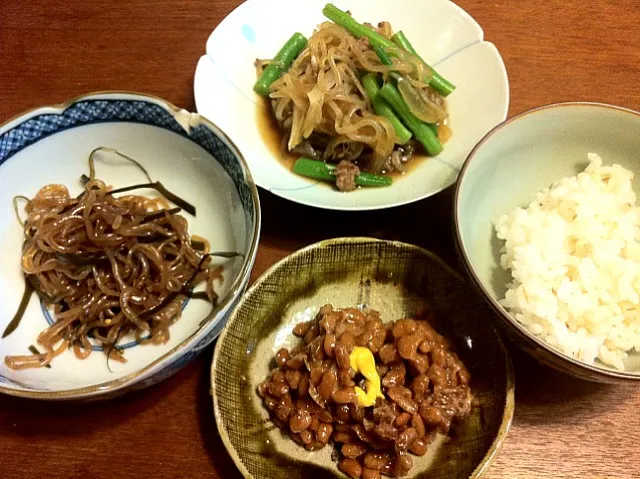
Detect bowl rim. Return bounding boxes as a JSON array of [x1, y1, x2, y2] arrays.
[[211, 236, 515, 479], [193, 0, 510, 212], [453, 100, 640, 381], [0, 90, 262, 400]]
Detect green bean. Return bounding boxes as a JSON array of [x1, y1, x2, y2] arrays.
[[391, 31, 455, 97], [391, 32, 419, 56], [373, 44, 439, 130], [379, 83, 442, 156], [362, 74, 412, 144], [372, 44, 393, 66], [292, 157, 392, 187], [322, 4, 396, 51], [323, 5, 454, 96], [254, 33, 307, 96]]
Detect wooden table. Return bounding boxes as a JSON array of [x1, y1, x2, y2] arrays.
[[1, 1, 639, 477]]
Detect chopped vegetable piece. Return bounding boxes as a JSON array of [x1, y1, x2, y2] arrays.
[[391, 30, 456, 96], [293, 157, 392, 187], [373, 45, 441, 124], [379, 83, 443, 156], [254, 32, 308, 96], [395, 76, 441, 124], [323, 4, 396, 51], [372, 44, 393, 67], [324, 5, 454, 95], [362, 74, 412, 145]]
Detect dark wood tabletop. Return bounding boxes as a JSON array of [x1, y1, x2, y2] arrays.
[[1, 1, 639, 478]]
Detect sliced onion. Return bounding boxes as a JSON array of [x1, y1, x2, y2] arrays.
[[323, 136, 364, 162], [290, 140, 322, 160], [417, 86, 448, 123], [396, 76, 441, 124], [389, 150, 407, 173], [287, 105, 304, 150], [438, 123, 453, 144], [302, 86, 325, 139]]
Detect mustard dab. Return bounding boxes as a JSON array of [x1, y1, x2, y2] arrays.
[[349, 346, 385, 407]]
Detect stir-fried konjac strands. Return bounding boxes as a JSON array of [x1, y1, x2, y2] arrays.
[[3, 148, 233, 370], [254, 4, 453, 192]]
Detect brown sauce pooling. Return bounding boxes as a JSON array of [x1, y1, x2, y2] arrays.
[[256, 99, 452, 181], [257, 304, 472, 478], [256, 97, 297, 170]]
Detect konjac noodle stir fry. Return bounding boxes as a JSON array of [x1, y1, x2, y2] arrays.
[[254, 4, 454, 192], [258, 305, 472, 478], [3, 148, 232, 370]]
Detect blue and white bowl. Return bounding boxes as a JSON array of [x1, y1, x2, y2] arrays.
[[0, 92, 261, 400]]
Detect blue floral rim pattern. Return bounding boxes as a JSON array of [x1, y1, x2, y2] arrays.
[[0, 98, 254, 218]]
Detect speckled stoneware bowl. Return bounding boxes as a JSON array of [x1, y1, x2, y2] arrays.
[[454, 102, 640, 383], [212, 237, 514, 478], [0, 92, 261, 400]]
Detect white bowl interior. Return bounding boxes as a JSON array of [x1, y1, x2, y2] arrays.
[[0, 122, 249, 392], [194, 0, 508, 210], [456, 103, 640, 372]]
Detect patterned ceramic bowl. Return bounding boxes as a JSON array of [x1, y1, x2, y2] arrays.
[[212, 237, 514, 478], [0, 92, 261, 400]]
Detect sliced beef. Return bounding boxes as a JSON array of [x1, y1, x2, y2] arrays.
[[335, 160, 360, 192]]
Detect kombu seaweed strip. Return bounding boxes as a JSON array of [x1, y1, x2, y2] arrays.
[[106, 182, 196, 216], [189, 291, 212, 301], [80, 148, 194, 215], [87, 147, 153, 183], [139, 252, 220, 321], [207, 250, 244, 259], [141, 207, 182, 224], [2, 279, 35, 338], [12, 195, 29, 225], [27, 345, 51, 369], [105, 327, 124, 373]]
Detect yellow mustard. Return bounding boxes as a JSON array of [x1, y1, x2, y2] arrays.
[[349, 346, 385, 407]]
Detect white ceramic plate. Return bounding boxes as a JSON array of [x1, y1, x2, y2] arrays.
[[0, 92, 261, 399], [194, 0, 509, 210]]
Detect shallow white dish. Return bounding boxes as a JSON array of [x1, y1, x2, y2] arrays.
[[0, 92, 261, 399], [194, 0, 509, 210]]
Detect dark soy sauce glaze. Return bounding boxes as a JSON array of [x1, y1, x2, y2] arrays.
[[256, 98, 452, 183]]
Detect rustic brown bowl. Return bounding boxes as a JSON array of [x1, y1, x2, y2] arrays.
[[211, 237, 514, 478]]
